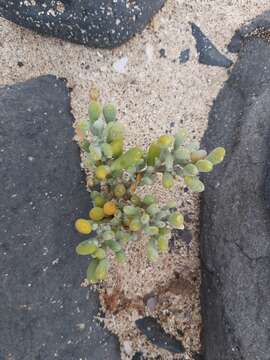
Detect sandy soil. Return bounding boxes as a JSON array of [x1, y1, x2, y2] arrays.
[[1, 1, 269, 359]]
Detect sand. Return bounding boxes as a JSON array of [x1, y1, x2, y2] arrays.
[[1, 1, 269, 358]]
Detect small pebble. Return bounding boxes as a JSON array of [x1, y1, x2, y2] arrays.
[[179, 48, 190, 64], [179, 228, 193, 245], [146, 296, 158, 313], [123, 340, 133, 355], [113, 56, 128, 73], [135, 317, 185, 353], [159, 48, 166, 58], [76, 323, 86, 331], [190, 22, 233, 68]]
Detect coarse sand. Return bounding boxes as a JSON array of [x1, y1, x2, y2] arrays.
[[1, 1, 269, 359]]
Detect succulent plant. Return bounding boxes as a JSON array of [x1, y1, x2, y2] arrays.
[[74, 98, 226, 283]]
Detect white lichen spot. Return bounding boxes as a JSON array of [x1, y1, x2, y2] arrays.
[[24, 0, 36, 6], [76, 323, 86, 331], [56, 1, 65, 13]]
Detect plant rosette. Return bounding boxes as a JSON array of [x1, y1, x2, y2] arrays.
[[74, 99, 225, 283]]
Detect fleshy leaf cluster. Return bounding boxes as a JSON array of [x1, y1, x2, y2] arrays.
[[74, 100, 225, 283]]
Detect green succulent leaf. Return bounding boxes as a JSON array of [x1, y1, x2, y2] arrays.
[[94, 248, 107, 259], [145, 226, 159, 236], [92, 118, 104, 136], [162, 172, 174, 189], [131, 194, 141, 206], [129, 218, 142, 232], [184, 176, 205, 192], [115, 250, 126, 263], [165, 153, 174, 171], [101, 143, 113, 158], [174, 129, 188, 149], [123, 205, 139, 216], [157, 236, 169, 252], [140, 175, 154, 186], [196, 159, 213, 173], [168, 212, 184, 229], [76, 240, 98, 256], [87, 259, 99, 283], [89, 145, 102, 162], [158, 135, 174, 148], [91, 192, 106, 207], [147, 240, 159, 262], [155, 221, 166, 228], [111, 147, 143, 171], [186, 141, 200, 151], [103, 103, 117, 123], [143, 195, 156, 206], [89, 101, 102, 123], [79, 140, 90, 153], [190, 150, 207, 163], [174, 148, 190, 163], [95, 259, 109, 280], [183, 163, 199, 176], [107, 122, 124, 142], [147, 142, 161, 166], [110, 139, 124, 158], [116, 231, 130, 244], [105, 240, 122, 253], [103, 231, 115, 241], [146, 204, 159, 216], [114, 183, 126, 198], [159, 227, 171, 237], [207, 147, 226, 165], [141, 213, 150, 225]]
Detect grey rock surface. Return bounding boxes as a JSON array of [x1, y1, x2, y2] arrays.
[[191, 23, 233, 68], [228, 10, 270, 53], [200, 37, 270, 360], [0, 75, 120, 360], [0, 0, 165, 48]]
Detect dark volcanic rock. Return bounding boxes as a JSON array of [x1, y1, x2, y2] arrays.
[[135, 317, 185, 353], [0, 0, 166, 48], [200, 37, 270, 359], [179, 48, 190, 64], [169, 228, 192, 252], [228, 10, 270, 53], [132, 352, 144, 360], [193, 353, 204, 360], [0, 75, 120, 360], [191, 23, 233, 68]]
